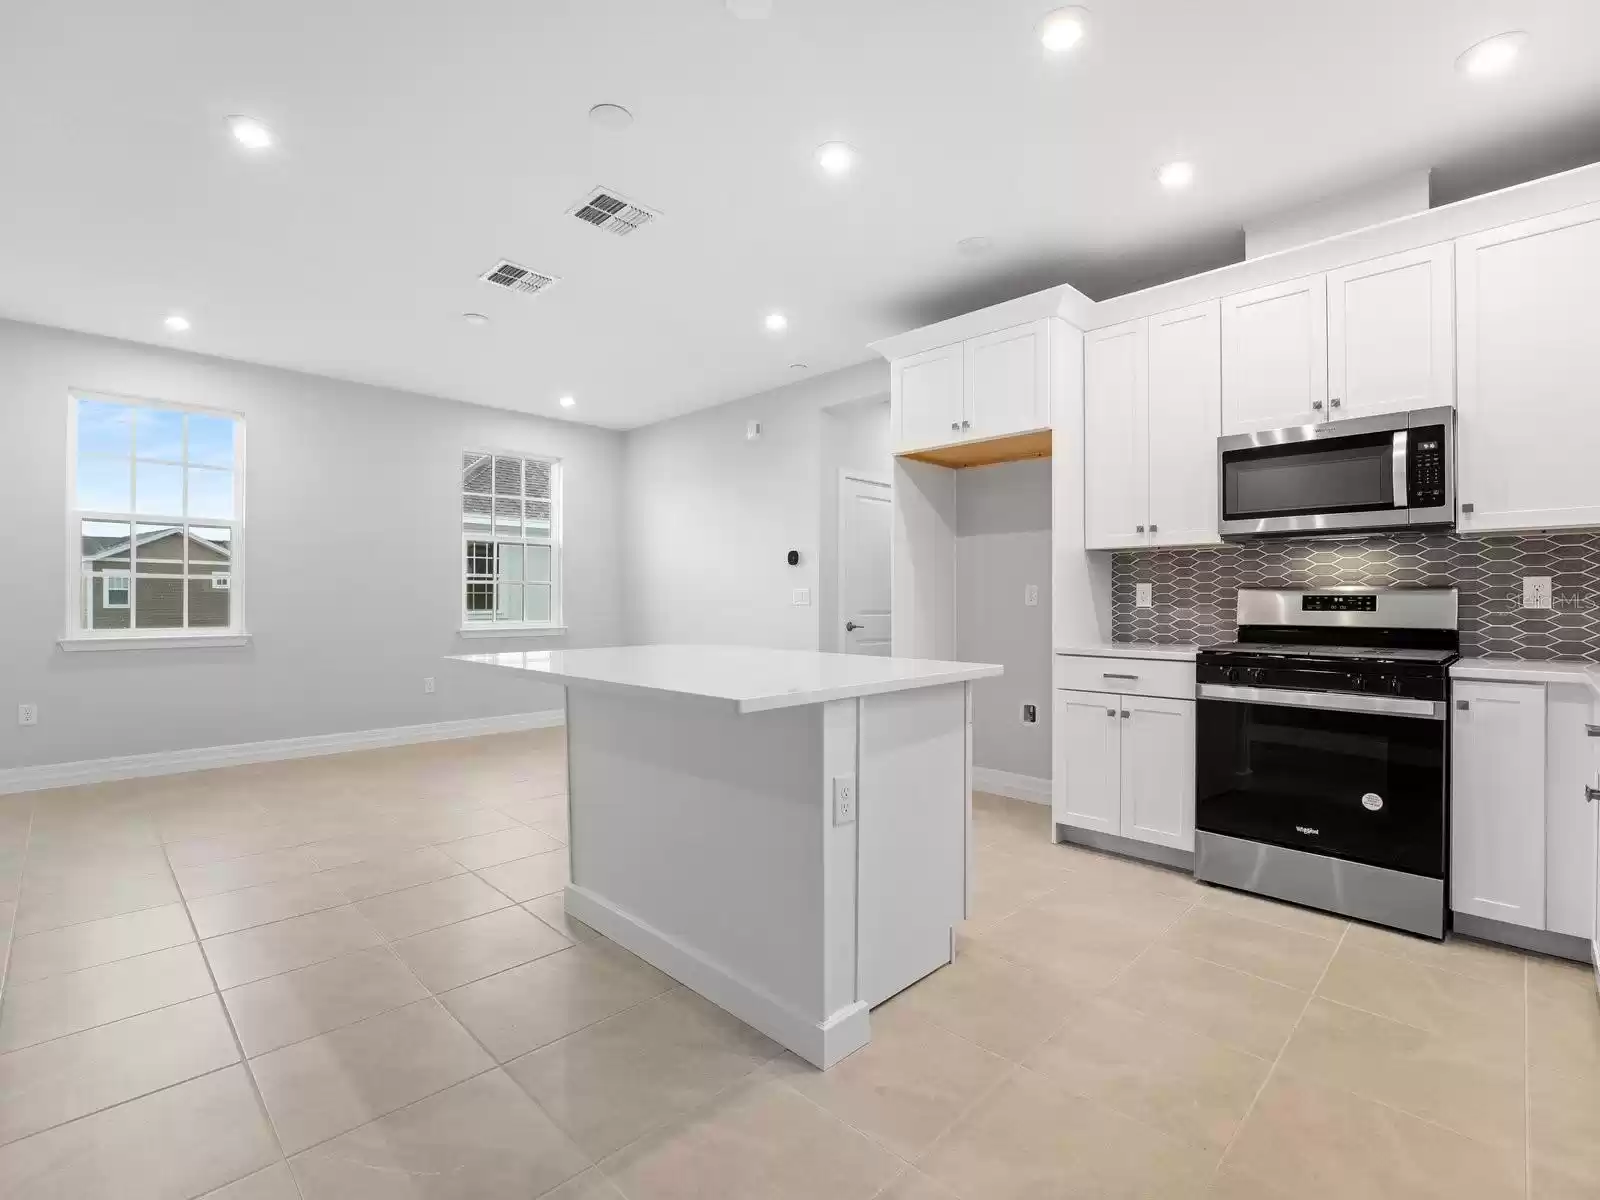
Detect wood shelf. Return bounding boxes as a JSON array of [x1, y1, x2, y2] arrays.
[[899, 428, 1052, 469]]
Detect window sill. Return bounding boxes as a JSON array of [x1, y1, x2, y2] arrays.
[[457, 625, 568, 639], [58, 633, 252, 653]]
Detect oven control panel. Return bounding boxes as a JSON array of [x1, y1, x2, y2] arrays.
[[1197, 657, 1450, 702], [1408, 425, 1448, 509]]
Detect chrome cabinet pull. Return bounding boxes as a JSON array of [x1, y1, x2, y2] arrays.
[[1105, 708, 1116, 717], [961, 419, 971, 429], [1456, 700, 1470, 711], [1586, 785, 1600, 804], [1120, 710, 1130, 719], [1312, 400, 1324, 411], [950, 421, 960, 431], [1330, 397, 1342, 408], [1461, 502, 1475, 515], [1135, 524, 1145, 533], [1585, 724, 1599, 738], [1149, 523, 1158, 533], [1102, 673, 1139, 680]]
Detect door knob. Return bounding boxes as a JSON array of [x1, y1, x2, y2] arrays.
[[845, 621, 862, 632]]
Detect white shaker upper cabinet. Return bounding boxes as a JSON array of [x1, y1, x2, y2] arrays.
[[1457, 200, 1600, 533], [1084, 320, 1149, 550], [892, 343, 965, 453], [1146, 300, 1222, 547], [1053, 690, 1122, 837], [964, 320, 1050, 441], [1327, 244, 1454, 422], [1118, 695, 1196, 852], [1221, 274, 1329, 434], [1452, 680, 1547, 930]]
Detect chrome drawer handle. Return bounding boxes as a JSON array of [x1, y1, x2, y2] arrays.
[[1587, 785, 1600, 804], [1105, 708, 1116, 717], [1102, 672, 1139, 680], [1587, 724, 1600, 738], [1120, 710, 1130, 718]]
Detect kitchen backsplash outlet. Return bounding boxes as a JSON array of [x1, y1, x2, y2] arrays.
[[1112, 531, 1600, 660]]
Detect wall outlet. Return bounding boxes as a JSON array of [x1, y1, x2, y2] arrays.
[[1136, 583, 1154, 608], [1024, 584, 1039, 607], [17, 704, 38, 727], [746, 420, 762, 441], [791, 587, 811, 606], [1523, 576, 1553, 610], [832, 775, 856, 826], [423, 677, 436, 694], [1021, 703, 1037, 724]]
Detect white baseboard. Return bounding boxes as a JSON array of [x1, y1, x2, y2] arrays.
[[564, 884, 871, 1069], [972, 766, 1051, 805], [0, 710, 566, 796]]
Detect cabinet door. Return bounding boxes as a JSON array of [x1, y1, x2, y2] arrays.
[[1546, 684, 1599, 939], [1457, 201, 1600, 533], [1053, 689, 1122, 836], [965, 320, 1050, 441], [1451, 681, 1546, 929], [1221, 274, 1328, 434], [1083, 320, 1149, 550], [1146, 301, 1221, 547], [892, 344, 965, 453], [1119, 696, 1196, 851], [1327, 244, 1453, 421]]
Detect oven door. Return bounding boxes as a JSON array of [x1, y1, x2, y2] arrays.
[[1195, 685, 1447, 878]]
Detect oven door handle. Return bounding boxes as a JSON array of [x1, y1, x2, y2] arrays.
[[1197, 683, 1446, 720]]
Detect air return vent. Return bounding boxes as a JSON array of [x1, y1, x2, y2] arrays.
[[479, 260, 560, 296], [568, 187, 659, 236]]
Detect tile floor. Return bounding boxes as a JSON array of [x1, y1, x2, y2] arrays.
[[0, 732, 1596, 1198]]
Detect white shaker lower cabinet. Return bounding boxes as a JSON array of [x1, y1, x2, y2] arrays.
[[1053, 689, 1123, 836], [1451, 681, 1547, 929], [1119, 696, 1197, 851]]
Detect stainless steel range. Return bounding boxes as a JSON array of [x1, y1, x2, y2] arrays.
[[1194, 587, 1459, 939]]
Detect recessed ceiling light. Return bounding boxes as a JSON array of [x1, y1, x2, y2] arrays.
[[765, 312, 788, 333], [1157, 161, 1195, 190], [226, 115, 274, 150], [164, 314, 191, 332], [559, 395, 576, 409], [957, 235, 995, 256], [588, 103, 634, 131], [789, 362, 809, 371], [816, 142, 857, 176], [1457, 31, 1527, 78], [462, 312, 490, 326], [1039, 6, 1089, 54]]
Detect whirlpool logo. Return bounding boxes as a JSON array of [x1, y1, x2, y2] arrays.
[[1295, 825, 1320, 837]]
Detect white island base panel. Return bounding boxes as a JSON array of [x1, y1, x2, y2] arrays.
[[558, 681, 974, 1069]]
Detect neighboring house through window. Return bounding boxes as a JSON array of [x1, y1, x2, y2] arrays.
[[69, 392, 244, 639], [461, 451, 561, 630]]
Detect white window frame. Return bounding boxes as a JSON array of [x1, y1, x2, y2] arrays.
[[459, 449, 565, 636], [101, 570, 132, 610], [62, 389, 248, 650]]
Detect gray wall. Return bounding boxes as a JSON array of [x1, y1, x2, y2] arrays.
[[957, 458, 1053, 782], [0, 318, 625, 771]]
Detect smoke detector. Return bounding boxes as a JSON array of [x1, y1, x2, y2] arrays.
[[569, 187, 659, 237], [478, 260, 560, 296]]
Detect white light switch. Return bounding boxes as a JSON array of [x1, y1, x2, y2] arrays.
[[791, 587, 811, 606], [1136, 583, 1154, 608], [1024, 584, 1039, 607], [832, 775, 856, 826], [1523, 577, 1553, 610]]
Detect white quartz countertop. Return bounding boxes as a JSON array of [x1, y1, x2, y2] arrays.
[[1452, 657, 1600, 697], [1055, 643, 1203, 662], [449, 645, 1004, 713]]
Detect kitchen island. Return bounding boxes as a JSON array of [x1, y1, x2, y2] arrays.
[[450, 645, 1002, 1067]]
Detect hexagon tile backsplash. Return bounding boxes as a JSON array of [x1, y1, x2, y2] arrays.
[[1112, 532, 1600, 660]]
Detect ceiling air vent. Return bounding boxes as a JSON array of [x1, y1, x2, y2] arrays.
[[479, 260, 560, 296], [568, 187, 659, 237]]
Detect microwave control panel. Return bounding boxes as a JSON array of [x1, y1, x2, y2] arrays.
[[1409, 426, 1448, 508]]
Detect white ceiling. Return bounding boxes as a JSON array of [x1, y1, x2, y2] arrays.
[[3, 1, 1600, 429]]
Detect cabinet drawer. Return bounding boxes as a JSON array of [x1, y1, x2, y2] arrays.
[[1056, 655, 1195, 701]]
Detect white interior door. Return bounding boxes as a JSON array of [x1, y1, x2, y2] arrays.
[[839, 473, 892, 655]]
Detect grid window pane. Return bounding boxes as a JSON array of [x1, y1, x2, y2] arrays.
[[497, 544, 523, 581], [496, 582, 522, 621], [463, 494, 492, 533], [135, 462, 183, 516], [493, 497, 521, 535], [465, 582, 494, 617], [187, 468, 234, 520], [77, 455, 131, 512], [493, 457, 522, 496], [189, 526, 234, 571], [77, 399, 133, 456], [524, 459, 551, 499], [84, 577, 131, 630], [186, 414, 235, 467], [465, 540, 494, 578], [134, 578, 184, 629], [462, 452, 558, 627], [134, 523, 184, 563], [82, 520, 131, 564], [186, 579, 231, 627], [525, 499, 551, 533], [462, 453, 493, 493], [525, 584, 552, 624], [135, 407, 184, 461], [525, 544, 551, 582]]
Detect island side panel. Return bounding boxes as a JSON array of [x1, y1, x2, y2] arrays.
[[820, 698, 861, 1027], [563, 688, 828, 1025], [857, 681, 968, 1007]]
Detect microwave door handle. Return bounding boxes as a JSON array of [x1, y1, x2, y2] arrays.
[[1392, 430, 1408, 509]]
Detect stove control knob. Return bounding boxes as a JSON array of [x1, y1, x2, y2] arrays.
[[1223, 666, 1240, 684], [1246, 668, 1266, 686], [1388, 676, 1406, 696], [1348, 673, 1365, 691]]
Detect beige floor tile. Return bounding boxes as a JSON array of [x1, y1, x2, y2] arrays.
[[289, 1068, 591, 1199], [1057, 845, 1205, 903], [250, 997, 493, 1154], [599, 1070, 902, 1200], [1530, 1062, 1600, 1199], [1343, 922, 1527, 987], [476, 850, 571, 902], [0, 1065, 279, 1200], [441, 824, 565, 870], [1160, 907, 1340, 991], [1316, 943, 1525, 1069], [507, 988, 780, 1159], [222, 944, 430, 1057], [314, 845, 465, 902], [173, 847, 324, 900], [1222, 1069, 1526, 1200], [442, 940, 673, 1061], [885, 943, 1078, 1062], [1203, 1164, 1299, 1198], [1528, 956, 1600, 1079], [0, 941, 214, 1051], [188, 872, 351, 939], [978, 880, 1191, 989], [21, 844, 171, 894], [6, 901, 194, 983], [524, 894, 601, 941], [1023, 992, 1271, 1151], [1105, 947, 1309, 1060], [0, 994, 239, 1145], [199, 1161, 302, 1199], [203, 904, 384, 990], [1278, 997, 1526, 1148], [965, 845, 1066, 925], [392, 905, 573, 992], [15, 869, 180, 935], [353, 870, 512, 941], [774, 1008, 1009, 1159], [875, 1168, 964, 1199], [1194, 885, 1347, 941], [540, 1169, 627, 1199], [917, 1067, 1220, 1200]]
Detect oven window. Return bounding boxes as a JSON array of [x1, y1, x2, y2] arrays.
[[1223, 432, 1397, 520], [1195, 697, 1445, 877]]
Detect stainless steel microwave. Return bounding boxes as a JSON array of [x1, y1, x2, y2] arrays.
[[1218, 407, 1454, 539]]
